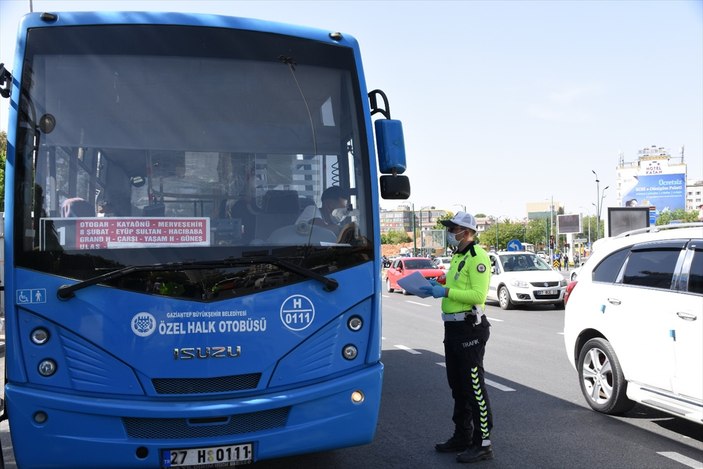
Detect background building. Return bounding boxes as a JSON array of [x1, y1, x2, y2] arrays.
[[526, 200, 564, 221], [379, 205, 447, 234], [686, 179, 703, 212]]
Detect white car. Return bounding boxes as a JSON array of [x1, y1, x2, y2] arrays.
[[486, 251, 567, 309], [563, 223, 703, 424], [433, 256, 452, 270]]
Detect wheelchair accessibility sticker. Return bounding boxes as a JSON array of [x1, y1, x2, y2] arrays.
[[17, 289, 47, 304]]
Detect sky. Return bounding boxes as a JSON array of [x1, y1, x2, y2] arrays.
[[1, 0, 701, 219]]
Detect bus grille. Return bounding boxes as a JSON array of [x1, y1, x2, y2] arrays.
[[152, 373, 261, 394], [123, 407, 290, 439]]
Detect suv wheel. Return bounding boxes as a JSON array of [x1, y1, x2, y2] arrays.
[[577, 338, 634, 415], [385, 278, 394, 293], [498, 286, 513, 310]]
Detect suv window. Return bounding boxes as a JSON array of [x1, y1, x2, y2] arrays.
[[622, 247, 680, 289], [688, 243, 703, 294], [592, 248, 629, 283]]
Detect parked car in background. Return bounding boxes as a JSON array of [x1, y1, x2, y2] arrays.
[[563, 223, 703, 424], [433, 256, 452, 270], [385, 257, 445, 295], [486, 251, 567, 309]]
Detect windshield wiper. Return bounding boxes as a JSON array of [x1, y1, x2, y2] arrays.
[[57, 256, 338, 300]]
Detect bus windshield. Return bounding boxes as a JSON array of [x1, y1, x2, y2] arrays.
[[15, 24, 372, 298]]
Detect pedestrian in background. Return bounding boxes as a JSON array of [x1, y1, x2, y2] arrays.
[[420, 211, 495, 464], [562, 252, 569, 270]]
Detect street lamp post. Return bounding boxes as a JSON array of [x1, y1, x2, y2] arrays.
[[549, 196, 554, 260], [600, 186, 609, 232], [592, 170, 610, 241], [411, 203, 416, 255], [419, 210, 424, 253], [592, 170, 600, 240], [587, 212, 591, 249]]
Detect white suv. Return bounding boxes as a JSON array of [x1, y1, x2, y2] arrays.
[[563, 223, 703, 424]]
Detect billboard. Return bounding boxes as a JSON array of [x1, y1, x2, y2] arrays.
[[607, 207, 650, 237], [557, 214, 581, 234], [621, 173, 686, 224]]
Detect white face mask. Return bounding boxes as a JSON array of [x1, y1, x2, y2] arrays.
[[330, 207, 358, 223], [446, 229, 465, 247]]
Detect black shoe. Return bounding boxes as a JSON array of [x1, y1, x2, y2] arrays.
[[456, 445, 493, 463], [435, 434, 469, 453]]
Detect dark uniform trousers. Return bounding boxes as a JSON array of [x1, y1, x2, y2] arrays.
[[443, 316, 493, 446]]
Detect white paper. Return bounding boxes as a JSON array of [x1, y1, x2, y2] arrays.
[[396, 271, 433, 298]]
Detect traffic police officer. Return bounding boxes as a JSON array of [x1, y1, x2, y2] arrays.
[[420, 211, 494, 463]]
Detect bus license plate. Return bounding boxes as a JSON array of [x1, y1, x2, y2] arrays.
[[163, 443, 253, 467]]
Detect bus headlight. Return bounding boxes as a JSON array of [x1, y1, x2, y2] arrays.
[[38, 359, 57, 377], [342, 344, 358, 360], [31, 328, 50, 345], [33, 411, 48, 424], [351, 390, 365, 403], [347, 316, 363, 331]]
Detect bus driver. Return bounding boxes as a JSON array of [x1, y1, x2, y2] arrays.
[[296, 186, 349, 235]]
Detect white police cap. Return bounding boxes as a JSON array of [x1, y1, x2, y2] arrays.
[[440, 211, 478, 231]]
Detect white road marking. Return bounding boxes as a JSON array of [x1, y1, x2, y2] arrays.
[[486, 316, 503, 322], [394, 344, 421, 354], [435, 363, 516, 391], [485, 379, 516, 392], [657, 452, 703, 468], [406, 300, 431, 307]]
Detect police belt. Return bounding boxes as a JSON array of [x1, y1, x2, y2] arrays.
[[442, 312, 477, 322]]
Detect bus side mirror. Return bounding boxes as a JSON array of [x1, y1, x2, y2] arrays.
[[376, 119, 410, 200], [375, 119, 406, 174], [380, 175, 410, 200]]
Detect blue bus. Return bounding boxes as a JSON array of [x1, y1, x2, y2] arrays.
[[0, 11, 409, 468]]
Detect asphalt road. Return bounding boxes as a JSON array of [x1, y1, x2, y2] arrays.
[[1, 280, 702, 468]]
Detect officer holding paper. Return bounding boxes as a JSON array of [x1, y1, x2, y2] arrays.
[[419, 211, 494, 464]]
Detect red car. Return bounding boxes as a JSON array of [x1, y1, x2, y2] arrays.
[[385, 257, 445, 295]]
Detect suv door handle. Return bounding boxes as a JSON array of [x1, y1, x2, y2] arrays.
[[607, 298, 621, 305], [676, 312, 697, 321]]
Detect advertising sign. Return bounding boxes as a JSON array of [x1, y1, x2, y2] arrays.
[[607, 207, 650, 237], [557, 214, 582, 234], [621, 173, 686, 224]]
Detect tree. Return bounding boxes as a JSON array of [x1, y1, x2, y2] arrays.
[[434, 212, 453, 229], [655, 209, 699, 225], [381, 230, 411, 245]]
